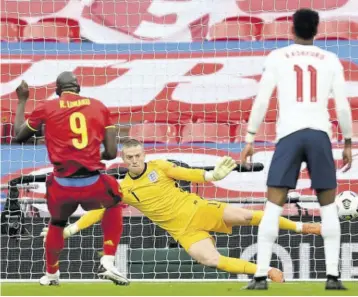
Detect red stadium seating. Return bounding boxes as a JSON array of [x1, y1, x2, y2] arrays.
[[261, 17, 358, 41], [316, 20, 358, 40], [180, 123, 231, 143], [21, 18, 80, 42], [234, 122, 276, 142], [237, 0, 348, 13], [261, 17, 293, 40], [208, 17, 262, 41], [1, 18, 26, 41], [129, 123, 178, 144]]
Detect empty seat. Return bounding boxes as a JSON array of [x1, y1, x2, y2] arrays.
[[208, 17, 262, 41], [1, 18, 26, 41], [129, 123, 178, 144], [21, 18, 80, 42], [261, 18, 293, 40], [180, 123, 231, 143], [316, 20, 358, 40], [237, 0, 346, 13], [234, 122, 276, 142]]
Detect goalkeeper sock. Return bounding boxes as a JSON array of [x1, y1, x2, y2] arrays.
[[46, 223, 65, 274], [250, 210, 297, 232], [77, 209, 105, 231], [321, 203, 340, 277], [101, 204, 123, 256], [217, 256, 256, 275], [255, 201, 282, 278]]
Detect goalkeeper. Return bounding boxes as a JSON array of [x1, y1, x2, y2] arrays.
[[42, 138, 321, 283]]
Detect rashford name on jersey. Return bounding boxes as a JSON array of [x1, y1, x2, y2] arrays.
[[247, 44, 352, 142]]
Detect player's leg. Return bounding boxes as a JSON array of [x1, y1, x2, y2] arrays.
[[184, 236, 283, 283], [40, 174, 79, 286], [222, 205, 320, 235], [246, 132, 305, 290], [81, 174, 128, 285], [304, 130, 346, 290]]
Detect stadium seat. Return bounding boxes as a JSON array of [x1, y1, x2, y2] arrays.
[[180, 123, 231, 143], [316, 20, 358, 40], [21, 18, 80, 42], [261, 18, 293, 40], [234, 122, 276, 142], [1, 18, 26, 42], [208, 17, 262, 41], [129, 123, 178, 144]]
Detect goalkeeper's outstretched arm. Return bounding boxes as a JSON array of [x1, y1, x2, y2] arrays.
[[163, 156, 237, 182]]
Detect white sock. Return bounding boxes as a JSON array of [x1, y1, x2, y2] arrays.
[[295, 222, 303, 233], [101, 255, 115, 268], [255, 201, 283, 277], [46, 270, 59, 278], [321, 203, 341, 277]]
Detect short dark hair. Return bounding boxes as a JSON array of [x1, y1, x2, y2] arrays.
[[121, 138, 143, 149], [293, 8, 319, 40]]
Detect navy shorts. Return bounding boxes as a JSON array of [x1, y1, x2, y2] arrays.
[[267, 128, 337, 190]]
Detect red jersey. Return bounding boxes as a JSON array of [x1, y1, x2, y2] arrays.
[[26, 92, 115, 177]]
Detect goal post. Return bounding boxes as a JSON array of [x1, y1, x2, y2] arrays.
[[1, 0, 358, 283]]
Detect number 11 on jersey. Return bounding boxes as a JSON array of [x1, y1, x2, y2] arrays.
[[294, 65, 317, 103]]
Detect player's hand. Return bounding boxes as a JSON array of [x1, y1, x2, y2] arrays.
[[16, 80, 30, 102], [40, 227, 49, 243], [40, 226, 75, 243], [240, 143, 254, 169], [211, 156, 237, 181], [342, 146, 352, 172]]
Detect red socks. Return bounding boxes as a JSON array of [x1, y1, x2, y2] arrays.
[[45, 223, 65, 274], [45, 204, 123, 273], [101, 204, 123, 255]]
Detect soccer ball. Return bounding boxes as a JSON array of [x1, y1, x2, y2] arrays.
[[335, 191, 358, 220]]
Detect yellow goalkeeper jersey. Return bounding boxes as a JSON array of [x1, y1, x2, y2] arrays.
[[120, 160, 207, 240]]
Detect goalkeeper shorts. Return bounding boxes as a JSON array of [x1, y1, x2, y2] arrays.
[[177, 200, 232, 251]]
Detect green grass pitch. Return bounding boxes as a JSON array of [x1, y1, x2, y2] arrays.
[[1, 282, 357, 296]]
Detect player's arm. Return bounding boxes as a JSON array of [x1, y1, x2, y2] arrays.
[[331, 56, 353, 171], [160, 157, 236, 182], [14, 80, 40, 143], [331, 57, 353, 142], [245, 52, 277, 143], [101, 127, 117, 160], [101, 106, 117, 160]]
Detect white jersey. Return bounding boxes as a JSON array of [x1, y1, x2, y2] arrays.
[[247, 44, 352, 142]]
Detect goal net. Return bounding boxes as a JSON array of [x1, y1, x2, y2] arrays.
[[1, 0, 358, 282]]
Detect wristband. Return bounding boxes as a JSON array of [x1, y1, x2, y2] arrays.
[[204, 171, 215, 182], [245, 132, 255, 144]]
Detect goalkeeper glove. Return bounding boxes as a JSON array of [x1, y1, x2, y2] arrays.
[[205, 156, 237, 182], [40, 224, 79, 243]]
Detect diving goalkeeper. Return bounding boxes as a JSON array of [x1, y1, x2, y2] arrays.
[[42, 138, 321, 282]]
